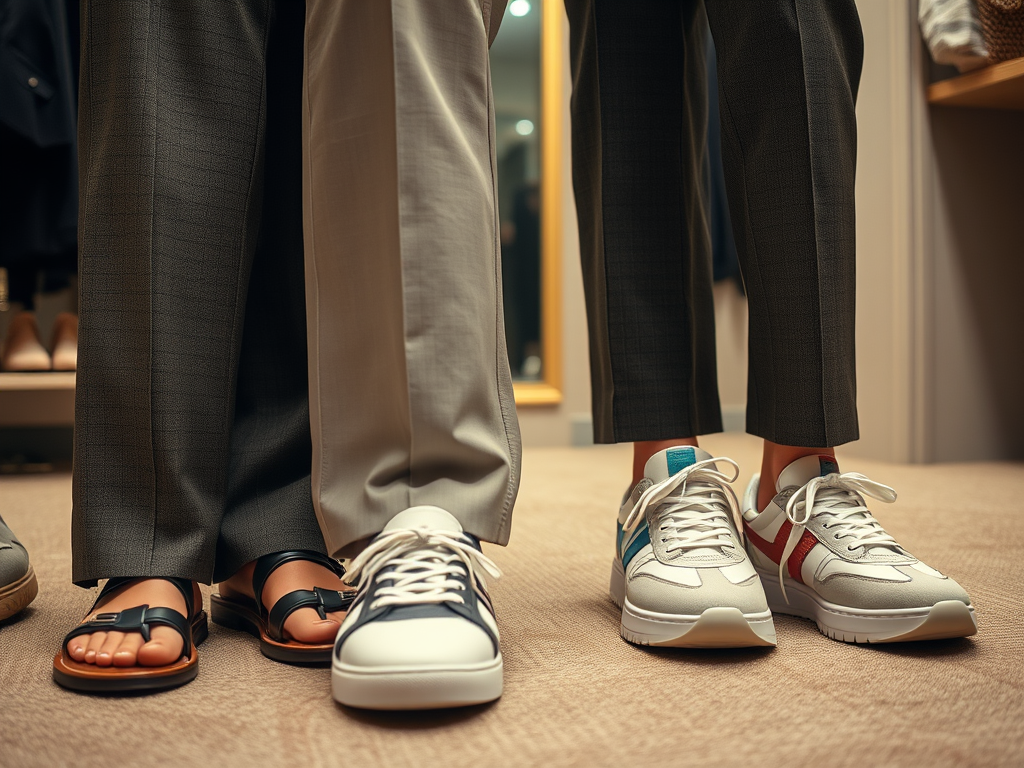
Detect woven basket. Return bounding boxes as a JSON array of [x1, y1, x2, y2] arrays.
[[976, 0, 1024, 61]]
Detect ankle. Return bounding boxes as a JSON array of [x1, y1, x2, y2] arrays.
[[92, 577, 196, 616], [757, 440, 835, 512], [218, 561, 256, 600], [632, 438, 699, 485]]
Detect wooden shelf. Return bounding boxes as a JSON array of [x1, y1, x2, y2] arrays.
[[0, 373, 76, 427], [928, 57, 1024, 110], [0, 372, 76, 391]]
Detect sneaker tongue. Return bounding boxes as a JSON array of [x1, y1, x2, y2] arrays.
[[644, 446, 730, 561], [644, 446, 715, 483], [776, 454, 840, 492], [775, 456, 898, 558], [382, 506, 464, 534]]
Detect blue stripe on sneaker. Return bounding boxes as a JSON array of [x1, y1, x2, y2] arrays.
[[666, 446, 697, 476], [622, 524, 651, 568]]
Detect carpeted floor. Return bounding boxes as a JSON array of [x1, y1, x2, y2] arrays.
[[1, 434, 1022, 767]]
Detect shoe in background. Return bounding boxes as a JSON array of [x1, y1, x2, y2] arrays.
[[0, 514, 38, 621], [0, 311, 51, 371], [50, 311, 77, 371]]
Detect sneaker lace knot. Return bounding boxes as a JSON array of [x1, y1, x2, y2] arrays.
[[777, 471, 898, 602], [623, 457, 742, 556], [343, 528, 501, 611]]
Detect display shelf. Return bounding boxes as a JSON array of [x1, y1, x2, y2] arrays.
[[0, 373, 76, 427], [0, 372, 76, 391], [928, 56, 1024, 110]]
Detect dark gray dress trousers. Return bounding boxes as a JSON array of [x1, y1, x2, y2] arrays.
[[565, 0, 864, 448], [72, 0, 326, 585]]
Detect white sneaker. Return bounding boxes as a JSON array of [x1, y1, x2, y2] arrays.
[[611, 447, 777, 648], [331, 506, 503, 710], [742, 454, 978, 643]]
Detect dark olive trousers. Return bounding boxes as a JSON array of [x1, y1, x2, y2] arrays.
[[72, 0, 325, 585], [566, 0, 864, 447]]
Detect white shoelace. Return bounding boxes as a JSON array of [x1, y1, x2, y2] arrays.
[[776, 472, 899, 602], [622, 457, 742, 556], [343, 528, 501, 611]]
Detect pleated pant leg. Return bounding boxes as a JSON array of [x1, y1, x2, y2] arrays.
[[302, 0, 521, 556], [72, 0, 326, 586], [565, 0, 864, 448]]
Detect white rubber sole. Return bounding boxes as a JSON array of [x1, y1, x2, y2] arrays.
[[755, 566, 978, 643], [610, 559, 777, 648], [332, 655, 503, 710]]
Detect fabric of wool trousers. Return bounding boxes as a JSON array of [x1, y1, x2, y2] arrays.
[[302, 0, 521, 557], [565, 0, 864, 448], [72, 0, 520, 585]]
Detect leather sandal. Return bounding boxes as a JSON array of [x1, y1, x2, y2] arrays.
[[52, 577, 207, 693], [210, 550, 354, 665]]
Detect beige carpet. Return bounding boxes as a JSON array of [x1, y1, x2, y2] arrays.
[[1, 433, 1022, 767]]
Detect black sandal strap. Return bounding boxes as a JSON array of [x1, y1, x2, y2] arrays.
[[265, 586, 355, 642], [251, 550, 346, 611], [63, 604, 195, 656]]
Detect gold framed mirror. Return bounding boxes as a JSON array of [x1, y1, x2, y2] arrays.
[[491, 0, 564, 406]]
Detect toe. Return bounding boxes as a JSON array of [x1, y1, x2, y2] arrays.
[[84, 631, 107, 664], [67, 637, 88, 661], [95, 631, 125, 667], [113, 632, 145, 667], [136, 625, 185, 667], [283, 606, 340, 645]]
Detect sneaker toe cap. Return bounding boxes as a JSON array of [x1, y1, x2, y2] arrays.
[[628, 568, 769, 616], [815, 565, 972, 610], [338, 616, 497, 668], [0, 545, 29, 586]]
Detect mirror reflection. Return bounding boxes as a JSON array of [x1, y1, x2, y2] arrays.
[[490, 0, 542, 381]]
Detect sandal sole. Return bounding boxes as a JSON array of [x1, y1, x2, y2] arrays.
[[210, 594, 334, 665], [52, 612, 208, 694]]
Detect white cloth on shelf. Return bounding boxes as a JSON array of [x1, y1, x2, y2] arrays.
[[919, 0, 990, 72]]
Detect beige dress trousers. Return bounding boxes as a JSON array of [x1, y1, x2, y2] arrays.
[[302, 0, 520, 557]]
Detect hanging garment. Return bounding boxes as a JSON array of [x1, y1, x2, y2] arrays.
[[0, 0, 79, 272]]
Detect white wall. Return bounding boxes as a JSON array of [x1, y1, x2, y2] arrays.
[[926, 107, 1024, 461]]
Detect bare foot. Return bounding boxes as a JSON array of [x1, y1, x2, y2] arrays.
[[66, 579, 200, 668], [218, 558, 348, 644]]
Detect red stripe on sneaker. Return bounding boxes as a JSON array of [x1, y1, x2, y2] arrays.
[[788, 531, 817, 584], [743, 521, 817, 584], [744, 519, 793, 563]]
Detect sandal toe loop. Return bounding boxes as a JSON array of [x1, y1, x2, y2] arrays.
[[250, 550, 352, 641], [314, 586, 353, 618]]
